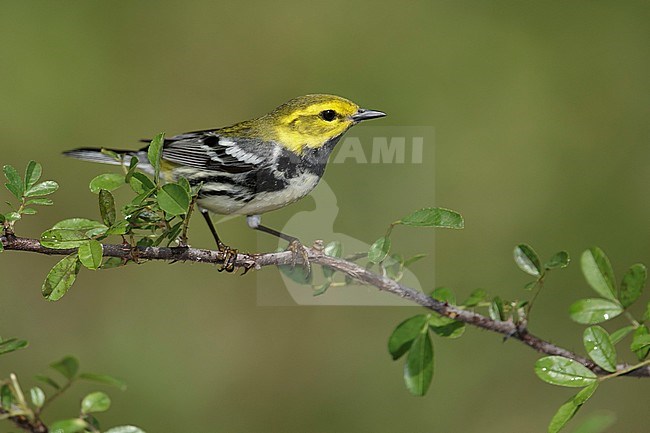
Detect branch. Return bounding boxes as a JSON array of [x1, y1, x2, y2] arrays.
[[0, 408, 48, 433], [2, 234, 649, 378]]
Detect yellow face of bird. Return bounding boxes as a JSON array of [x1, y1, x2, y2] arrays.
[[264, 94, 386, 154]]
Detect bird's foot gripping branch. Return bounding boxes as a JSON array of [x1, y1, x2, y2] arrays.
[[2, 156, 650, 433]]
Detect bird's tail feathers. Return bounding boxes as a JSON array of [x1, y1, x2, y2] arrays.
[[63, 148, 152, 173]]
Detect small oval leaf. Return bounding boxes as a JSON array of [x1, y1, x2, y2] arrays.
[[24, 161, 43, 190], [404, 331, 434, 396], [81, 391, 111, 414], [41, 229, 90, 249], [50, 356, 80, 379], [397, 207, 464, 229], [547, 382, 599, 433], [25, 180, 59, 197], [534, 356, 597, 387], [581, 248, 616, 301], [78, 240, 103, 270], [99, 189, 117, 226], [583, 326, 617, 372], [545, 251, 570, 270], [568, 298, 623, 324], [49, 419, 88, 433], [368, 236, 391, 264], [631, 325, 650, 360], [89, 173, 125, 194], [42, 255, 81, 301], [514, 244, 542, 276], [147, 133, 165, 181], [388, 315, 427, 360], [619, 263, 646, 308], [157, 183, 190, 215], [30, 386, 45, 408]]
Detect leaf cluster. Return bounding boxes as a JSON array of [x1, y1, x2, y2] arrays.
[[1, 346, 142, 433]]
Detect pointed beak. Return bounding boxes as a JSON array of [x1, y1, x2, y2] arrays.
[[352, 108, 387, 122]]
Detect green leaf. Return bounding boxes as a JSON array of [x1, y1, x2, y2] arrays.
[[631, 325, 650, 360], [630, 334, 650, 352], [129, 172, 156, 194], [89, 173, 125, 194], [81, 391, 111, 414], [545, 251, 570, 270], [534, 356, 597, 387], [514, 244, 542, 277], [0, 241, 3, 253], [0, 338, 28, 355], [429, 320, 465, 339], [569, 298, 623, 324], [53, 218, 107, 232], [30, 386, 45, 408], [548, 382, 599, 433], [157, 183, 190, 215], [25, 180, 59, 197], [388, 315, 427, 360], [403, 253, 427, 267], [1, 384, 13, 409], [125, 155, 139, 182], [368, 236, 391, 264], [609, 325, 635, 344], [463, 289, 488, 307], [105, 220, 129, 236], [3, 164, 24, 198], [322, 241, 342, 279], [41, 229, 90, 249], [79, 373, 127, 391], [177, 176, 191, 194], [21, 207, 37, 215], [323, 240, 342, 258], [26, 198, 53, 206], [581, 248, 616, 301], [430, 287, 456, 304], [396, 207, 464, 229], [42, 255, 81, 301], [619, 263, 646, 308], [383, 254, 403, 280], [645, 301, 650, 322], [99, 189, 117, 226], [583, 326, 617, 372], [24, 160, 42, 190], [488, 296, 505, 321], [50, 356, 80, 380], [78, 240, 103, 270], [404, 331, 434, 396], [278, 263, 312, 285], [35, 375, 60, 390], [49, 419, 88, 433], [5, 211, 21, 222], [105, 426, 146, 433], [312, 281, 331, 296], [147, 132, 165, 181]]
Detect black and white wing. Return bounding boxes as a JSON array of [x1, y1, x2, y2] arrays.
[[145, 131, 270, 174]]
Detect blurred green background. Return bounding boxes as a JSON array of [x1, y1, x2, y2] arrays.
[[1, 1, 649, 432]]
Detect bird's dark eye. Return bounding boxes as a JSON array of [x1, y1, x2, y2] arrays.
[[319, 110, 337, 122]]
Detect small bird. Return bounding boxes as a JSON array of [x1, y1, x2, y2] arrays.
[[64, 94, 386, 270]]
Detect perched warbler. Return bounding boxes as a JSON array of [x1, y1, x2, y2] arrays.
[[64, 94, 386, 270]]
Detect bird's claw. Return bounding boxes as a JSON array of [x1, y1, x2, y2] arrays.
[[287, 239, 310, 275], [217, 243, 238, 273]]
